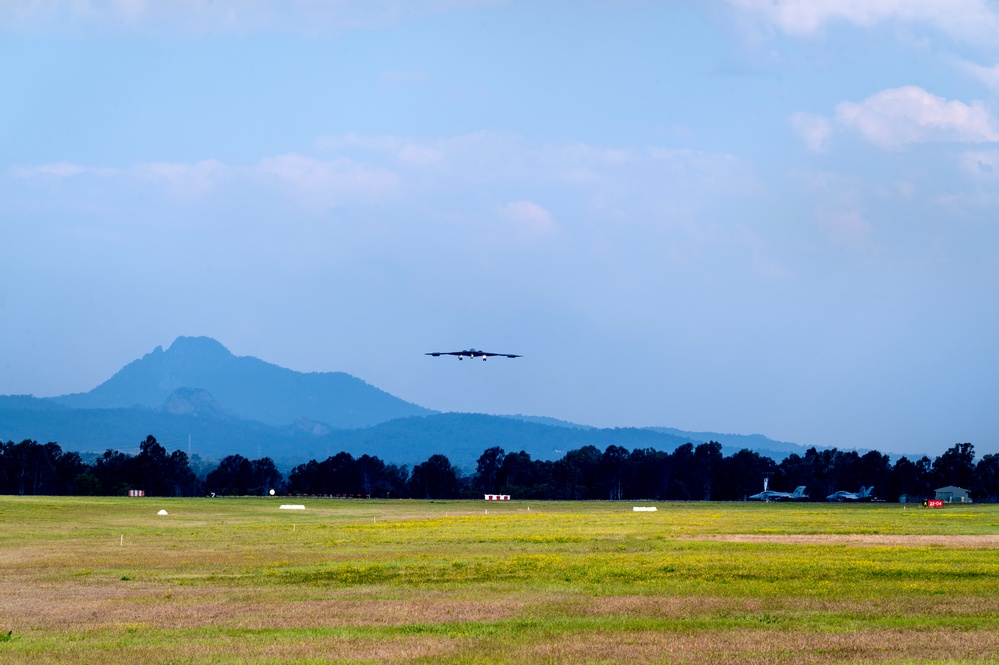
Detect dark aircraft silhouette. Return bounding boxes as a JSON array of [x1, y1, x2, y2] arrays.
[[426, 349, 521, 361]]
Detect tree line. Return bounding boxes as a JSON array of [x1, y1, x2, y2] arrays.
[[2, 436, 999, 502]]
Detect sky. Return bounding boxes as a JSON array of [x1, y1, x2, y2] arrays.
[[2, 0, 999, 457]]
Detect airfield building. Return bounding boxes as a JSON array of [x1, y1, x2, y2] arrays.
[[934, 486, 972, 503]]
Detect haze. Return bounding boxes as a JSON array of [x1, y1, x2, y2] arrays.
[[2, 1, 998, 457]]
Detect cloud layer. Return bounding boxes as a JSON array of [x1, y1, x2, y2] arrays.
[[792, 86, 999, 151], [726, 0, 999, 44]]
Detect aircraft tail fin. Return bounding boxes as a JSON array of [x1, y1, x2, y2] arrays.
[[860, 486, 874, 498], [792, 486, 807, 498]]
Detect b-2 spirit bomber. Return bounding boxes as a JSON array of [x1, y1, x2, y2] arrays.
[[426, 349, 522, 361]]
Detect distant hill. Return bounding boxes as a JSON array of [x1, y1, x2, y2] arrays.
[[311, 413, 701, 468], [0, 402, 717, 470], [52, 336, 431, 428], [645, 427, 811, 458], [0, 394, 305, 460], [502, 417, 810, 460]]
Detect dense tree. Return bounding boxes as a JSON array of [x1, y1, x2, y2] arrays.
[[620, 448, 670, 500], [599, 445, 629, 500], [498, 450, 553, 499], [692, 442, 724, 501], [54, 452, 89, 495], [667, 443, 696, 500], [408, 454, 459, 499], [475, 447, 505, 494], [6, 433, 999, 503], [0, 440, 60, 494], [887, 456, 932, 502], [932, 443, 976, 491], [288, 452, 406, 497], [288, 452, 360, 495], [92, 449, 132, 495], [356, 454, 407, 498], [972, 454, 999, 503], [205, 455, 255, 495], [551, 445, 602, 499], [858, 450, 892, 499], [714, 449, 775, 501], [253, 457, 284, 494]]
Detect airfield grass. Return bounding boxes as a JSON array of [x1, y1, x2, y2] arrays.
[[2, 498, 999, 663]]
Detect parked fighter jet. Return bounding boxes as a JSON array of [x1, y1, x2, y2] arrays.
[[426, 349, 521, 361], [826, 486, 875, 502], [747, 478, 808, 501]]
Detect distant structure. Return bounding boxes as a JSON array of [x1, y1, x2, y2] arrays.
[[934, 486, 972, 503], [127, 490, 145, 497], [484, 494, 511, 501]]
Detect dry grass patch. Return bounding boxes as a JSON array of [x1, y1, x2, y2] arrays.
[[518, 628, 999, 664], [0, 573, 528, 632]]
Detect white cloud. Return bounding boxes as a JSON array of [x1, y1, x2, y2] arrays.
[[6, 134, 757, 233], [397, 144, 444, 165], [10, 162, 118, 177], [256, 153, 399, 208], [317, 134, 444, 166], [726, 0, 999, 45], [134, 159, 227, 198], [789, 112, 833, 153], [496, 200, 558, 238], [0, 0, 499, 35], [955, 59, 999, 91], [835, 86, 999, 150], [818, 209, 872, 250]]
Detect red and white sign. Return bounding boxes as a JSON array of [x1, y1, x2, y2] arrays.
[[926, 499, 944, 508], [484, 494, 510, 501], [128, 490, 145, 497]]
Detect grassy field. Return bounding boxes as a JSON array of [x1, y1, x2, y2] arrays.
[[2, 497, 999, 664]]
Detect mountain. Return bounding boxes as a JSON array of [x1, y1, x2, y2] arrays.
[[52, 336, 431, 428]]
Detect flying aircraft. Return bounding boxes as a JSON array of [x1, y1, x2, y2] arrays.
[[425, 349, 521, 361], [747, 478, 808, 502], [826, 486, 875, 502]]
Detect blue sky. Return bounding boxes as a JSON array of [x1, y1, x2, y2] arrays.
[[3, 1, 999, 456]]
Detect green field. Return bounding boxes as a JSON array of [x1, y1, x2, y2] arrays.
[[2, 497, 999, 664]]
